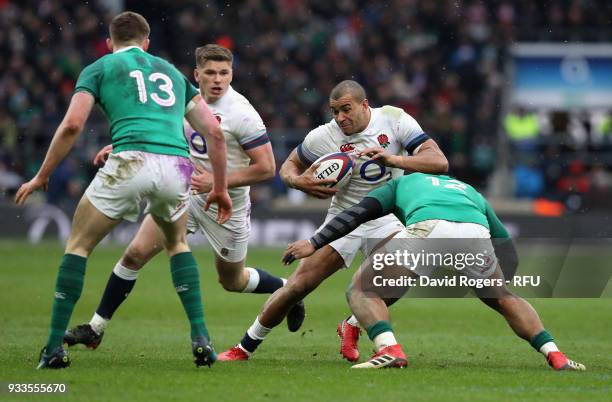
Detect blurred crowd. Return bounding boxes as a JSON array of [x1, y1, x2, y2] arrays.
[[1, 0, 612, 210]]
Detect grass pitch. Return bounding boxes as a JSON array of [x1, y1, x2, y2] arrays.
[[1, 241, 610, 401]]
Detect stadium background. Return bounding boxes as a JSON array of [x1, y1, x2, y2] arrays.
[[2, 0, 612, 244], [1, 2, 611, 401]]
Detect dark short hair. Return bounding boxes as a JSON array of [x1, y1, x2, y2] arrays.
[[330, 80, 367, 102], [109, 11, 150, 45], [195, 44, 233, 67]]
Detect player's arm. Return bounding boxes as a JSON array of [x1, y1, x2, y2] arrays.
[[358, 138, 449, 173], [484, 198, 518, 280], [279, 149, 337, 199], [15, 92, 95, 205], [185, 95, 232, 223], [230, 142, 276, 186], [282, 197, 387, 264], [191, 143, 276, 192]]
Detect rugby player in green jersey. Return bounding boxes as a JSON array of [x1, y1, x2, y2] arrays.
[[284, 173, 585, 371], [15, 11, 231, 369]]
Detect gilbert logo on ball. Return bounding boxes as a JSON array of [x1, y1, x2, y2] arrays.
[[312, 152, 354, 188]]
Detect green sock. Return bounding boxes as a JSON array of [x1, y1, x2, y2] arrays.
[[170, 252, 209, 341], [530, 330, 554, 351], [366, 320, 394, 341], [45, 254, 87, 351]]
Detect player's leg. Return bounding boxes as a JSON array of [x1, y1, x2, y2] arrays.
[[64, 214, 165, 348], [38, 195, 121, 369], [218, 245, 344, 360], [475, 265, 585, 370], [194, 205, 286, 294], [215, 255, 283, 292], [212, 254, 305, 332], [194, 203, 306, 331], [345, 243, 411, 369], [151, 211, 215, 366], [338, 219, 405, 361]]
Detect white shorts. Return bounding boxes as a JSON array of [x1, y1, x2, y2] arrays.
[[85, 151, 192, 223], [318, 214, 405, 268], [386, 219, 497, 279], [186, 196, 250, 263]]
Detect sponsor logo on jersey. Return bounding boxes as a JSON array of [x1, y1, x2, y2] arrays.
[[377, 134, 390, 148], [340, 143, 355, 152]]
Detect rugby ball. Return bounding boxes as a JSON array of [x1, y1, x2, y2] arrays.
[[312, 152, 354, 188]]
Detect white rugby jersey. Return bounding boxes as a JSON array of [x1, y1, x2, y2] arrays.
[[185, 86, 269, 213], [297, 105, 429, 212]]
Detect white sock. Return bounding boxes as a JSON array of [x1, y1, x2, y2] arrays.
[[281, 278, 287, 286], [89, 312, 109, 335], [539, 341, 560, 356], [113, 262, 139, 280], [373, 331, 398, 352], [246, 317, 272, 340], [346, 315, 360, 327], [242, 267, 260, 293]]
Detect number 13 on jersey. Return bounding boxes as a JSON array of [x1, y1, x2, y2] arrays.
[[129, 70, 176, 107]]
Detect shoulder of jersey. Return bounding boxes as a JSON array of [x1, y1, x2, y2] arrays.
[[225, 90, 258, 114], [380, 105, 406, 120], [312, 120, 341, 137]]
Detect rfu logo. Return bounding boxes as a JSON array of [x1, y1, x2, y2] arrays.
[[317, 162, 340, 179]]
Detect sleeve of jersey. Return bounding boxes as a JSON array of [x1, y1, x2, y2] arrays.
[[73, 61, 102, 101], [483, 198, 510, 239], [482, 196, 516, 278], [296, 129, 324, 166], [395, 112, 430, 155], [309, 197, 386, 249], [184, 79, 199, 112], [236, 112, 270, 151]]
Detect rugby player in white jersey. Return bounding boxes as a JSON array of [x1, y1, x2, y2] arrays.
[[64, 44, 305, 350], [218, 80, 449, 361]]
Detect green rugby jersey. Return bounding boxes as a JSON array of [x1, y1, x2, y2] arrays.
[[75, 46, 199, 157], [368, 173, 509, 238]]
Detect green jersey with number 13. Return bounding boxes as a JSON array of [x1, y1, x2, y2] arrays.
[[74, 46, 199, 157]]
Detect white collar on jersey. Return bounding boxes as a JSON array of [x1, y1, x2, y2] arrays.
[[114, 45, 145, 54]]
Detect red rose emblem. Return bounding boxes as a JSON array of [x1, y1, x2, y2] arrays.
[[377, 134, 389, 145], [340, 143, 355, 152]]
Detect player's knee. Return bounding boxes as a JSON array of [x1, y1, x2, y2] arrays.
[[218, 275, 244, 292], [121, 247, 148, 270]]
